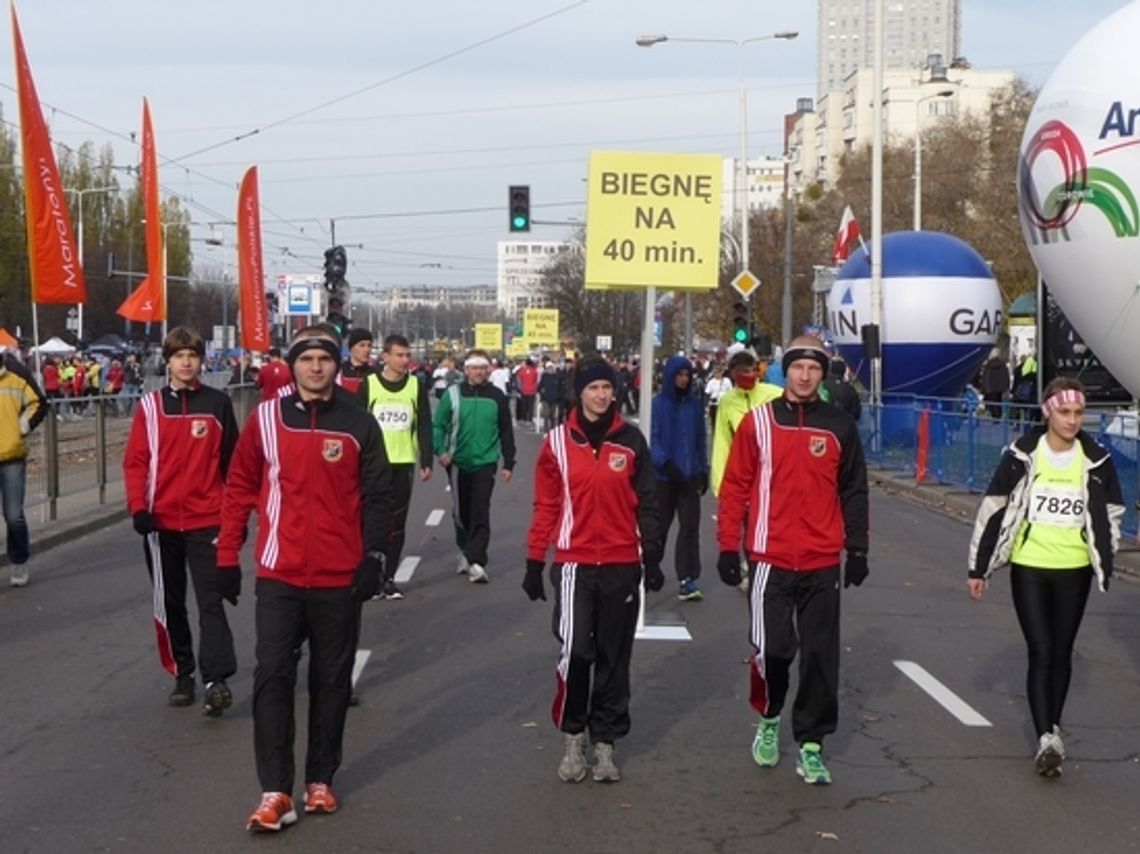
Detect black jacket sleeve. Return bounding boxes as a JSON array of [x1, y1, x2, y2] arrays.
[[359, 416, 391, 557], [837, 419, 869, 554], [416, 376, 433, 469], [632, 433, 663, 562], [969, 450, 1022, 577], [218, 395, 240, 477], [497, 388, 516, 471]]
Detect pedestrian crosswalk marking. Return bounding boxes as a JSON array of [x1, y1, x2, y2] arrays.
[[352, 649, 371, 689], [394, 556, 419, 583], [636, 626, 692, 641], [893, 660, 992, 727], [425, 509, 445, 527]]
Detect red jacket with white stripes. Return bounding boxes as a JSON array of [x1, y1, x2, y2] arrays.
[[717, 395, 868, 570], [527, 408, 661, 566], [123, 383, 238, 531], [217, 392, 390, 588]]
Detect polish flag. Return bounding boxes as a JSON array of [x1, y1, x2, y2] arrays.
[[830, 205, 862, 264]]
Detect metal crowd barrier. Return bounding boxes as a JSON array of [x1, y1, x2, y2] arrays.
[[860, 394, 1140, 538]]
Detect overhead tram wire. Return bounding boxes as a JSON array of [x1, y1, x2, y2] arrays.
[[166, 0, 590, 164]]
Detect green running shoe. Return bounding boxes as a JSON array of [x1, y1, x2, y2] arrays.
[[796, 742, 831, 785], [752, 716, 780, 767]]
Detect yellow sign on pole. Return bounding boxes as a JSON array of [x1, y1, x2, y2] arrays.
[[474, 323, 502, 352], [506, 338, 529, 357], [584, 150, 723, 291], [523, 308, 559, 346]]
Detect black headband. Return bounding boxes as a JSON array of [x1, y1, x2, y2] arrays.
[[781, 346, 829, 376], [287, 336, 342, 368]]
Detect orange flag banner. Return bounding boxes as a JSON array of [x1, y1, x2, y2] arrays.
[[11, 4, 86, 305], [237, 166, 270, 352], [117, 98, 165, 322]]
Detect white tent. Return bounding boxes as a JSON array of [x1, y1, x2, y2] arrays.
[[33, 336, 75, 356]]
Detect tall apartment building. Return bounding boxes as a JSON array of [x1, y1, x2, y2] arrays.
[[496, 240, 574, 317], [817, 0, 962, 97], [721, 155, 789, 220]]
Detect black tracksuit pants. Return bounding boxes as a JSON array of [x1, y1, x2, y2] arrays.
[[386, 463, 416, 572], [253, 578, 357, 794], [143, 526, 236, 684], [747, 563, 841, 746], [1010, 564, 1093, 737], [550, 563, 640, 744], [449, 463, 496, 568], [655, 477, 703, 581]]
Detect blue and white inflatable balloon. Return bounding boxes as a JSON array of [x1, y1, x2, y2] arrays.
[[826, 231, 1002, 397]]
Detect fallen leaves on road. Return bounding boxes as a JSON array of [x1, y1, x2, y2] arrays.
[[522, 721, 538, 728], [816, 831, 839, 841]]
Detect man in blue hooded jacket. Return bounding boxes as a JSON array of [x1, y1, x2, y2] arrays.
[[650, 355, 709, 600]]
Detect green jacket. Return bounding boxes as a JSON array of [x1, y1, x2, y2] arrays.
[[432, 381, 516, 472], [710, 382, 783, 496]]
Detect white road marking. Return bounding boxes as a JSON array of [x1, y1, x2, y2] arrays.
[[352, 649, 371, 689], [893, 660, 992, 727], [636, 625, 692, 641], [394, 556, 419, 583], [425, 509, 445, 527]]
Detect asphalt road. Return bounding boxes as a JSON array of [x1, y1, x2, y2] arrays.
[[3, 423, 1140, 853]]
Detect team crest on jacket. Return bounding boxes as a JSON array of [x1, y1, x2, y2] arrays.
[[809, 435, 827, 457], [323, 439, 344, 462], [190, 419, 208, 439], [608, 452, 627, 472]]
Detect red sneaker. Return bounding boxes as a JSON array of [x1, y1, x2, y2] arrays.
[[246, 792, 297, 832], [304, 782, 339, 814]]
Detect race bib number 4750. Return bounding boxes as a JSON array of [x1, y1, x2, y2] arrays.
[[374, 403, 412, 430]]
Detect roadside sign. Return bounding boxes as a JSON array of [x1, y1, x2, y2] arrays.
[[584, 150, 723, 291], [596, 334, 612, 351], [474, 323, 502, 351], [524, 308, 559, 345], [731, 270, 761, 299]]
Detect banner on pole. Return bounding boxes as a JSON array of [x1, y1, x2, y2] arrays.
[[474, 323, 502, 351], [585, 150, 722, 291], [237, 166, 270, 351], [118, 98, 165, 322], [523, 308, 559, 346]]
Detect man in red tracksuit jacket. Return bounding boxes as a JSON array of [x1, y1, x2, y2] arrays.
[[217, 326, 392, 832], [523, 355, 663, 785], [123, 326, 239, 713], [716, 336, 869, 786]]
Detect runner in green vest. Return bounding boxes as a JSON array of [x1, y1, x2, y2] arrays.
[[358, 334, 434, 599]]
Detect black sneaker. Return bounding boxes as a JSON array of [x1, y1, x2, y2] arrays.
[[168, 676, 195, 707], [383, 579, 404, 600], [202, 680, 234, 717]]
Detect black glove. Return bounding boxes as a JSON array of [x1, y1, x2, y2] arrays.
[[523, 559, 546, 602], [132, 510, 155, 535], [717, 551, 742, 587], [844, 552, 869, 588], [643, 562, 665, 592], [641, 542, 663, 569], [697, 472, 709, 496], [217, 566, 241, 605], [664, 460, 686, 485], [352, 554, 386, 602]]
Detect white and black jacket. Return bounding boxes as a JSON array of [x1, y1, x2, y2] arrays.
[[968, 426, 1124, 591]]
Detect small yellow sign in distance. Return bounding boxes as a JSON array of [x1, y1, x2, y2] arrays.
[[474, 323, 502, 352], [731, 271, 761, 298], [585, 150, 723, 292]]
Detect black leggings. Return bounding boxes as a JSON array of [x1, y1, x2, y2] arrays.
[[1010, 564, 1092, 737]]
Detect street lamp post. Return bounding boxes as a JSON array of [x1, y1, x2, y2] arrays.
[[637, 30, 798, 282], [913, 89, 956, 231], [65, 186, 116, 343]]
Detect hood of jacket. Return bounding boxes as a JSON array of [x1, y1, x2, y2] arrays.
[[662, 355, 693, 400]]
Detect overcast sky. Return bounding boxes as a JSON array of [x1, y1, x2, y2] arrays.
[[1, 0, 1132, 295]]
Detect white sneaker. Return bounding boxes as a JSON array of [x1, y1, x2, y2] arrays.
[[1035, 731, 1063, 778], [456, 554, 470, 575], [9, 567, 29, 587], [468, 563, 488, 584]]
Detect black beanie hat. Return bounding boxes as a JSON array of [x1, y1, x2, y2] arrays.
[[781, 344, 829, 376], [346, 328, 373, 349]]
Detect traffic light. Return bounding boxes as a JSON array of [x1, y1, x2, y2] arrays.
[[732, 301, 749, 344], [322, 245, 350, 335], [509, 185, 531, 232]]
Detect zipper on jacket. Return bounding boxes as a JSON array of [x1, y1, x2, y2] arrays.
[[306, 403, 318, 588], [179, 388, 188, 532]]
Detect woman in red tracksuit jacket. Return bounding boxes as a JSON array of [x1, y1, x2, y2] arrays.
[[523, 355, 662, 785]]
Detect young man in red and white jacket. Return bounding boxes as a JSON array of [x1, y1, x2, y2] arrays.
[[716, 335, 869, 786], [523, 355, 662, 785], [218, 326, 391, 832], [123, 326, 239, 714]]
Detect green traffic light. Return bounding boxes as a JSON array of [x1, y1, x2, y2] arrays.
[[512, 215, 529, 230], [733, 328, 749, 343]]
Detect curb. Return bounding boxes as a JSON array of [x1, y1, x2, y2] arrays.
[[1, 507, 129, 570]]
